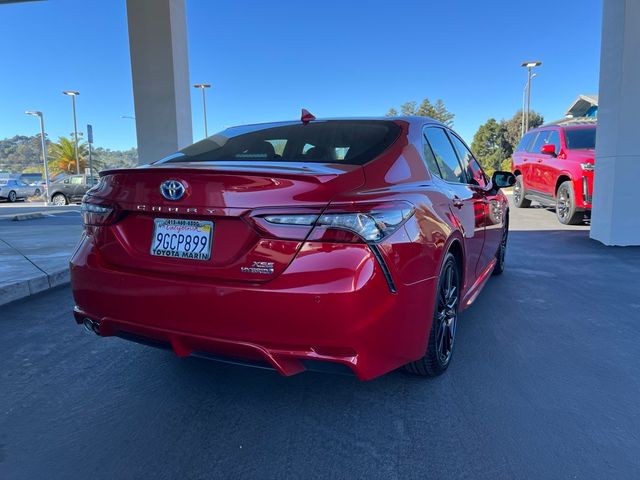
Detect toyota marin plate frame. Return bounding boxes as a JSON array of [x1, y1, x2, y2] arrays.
[[150, 218, 213, 261]]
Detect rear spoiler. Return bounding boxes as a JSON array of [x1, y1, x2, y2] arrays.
[[99, 162, 362, 184]]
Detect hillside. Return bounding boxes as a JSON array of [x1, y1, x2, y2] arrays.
[[0, 135, 137, 174]]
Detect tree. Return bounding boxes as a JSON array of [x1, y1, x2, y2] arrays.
[[386, 98, 455, 126], [470, 110, 545, 175], [48, 136, 89, 175], [400, 101, 417, 116], [470, 118, 509, 174], [502, 109, 544, 156]]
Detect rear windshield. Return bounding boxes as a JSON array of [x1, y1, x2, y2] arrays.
[[565, 128, 596, 150], [160, 120, 402, 166]]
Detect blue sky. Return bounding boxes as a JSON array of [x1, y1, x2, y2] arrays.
[[0, 0, 602, 150]]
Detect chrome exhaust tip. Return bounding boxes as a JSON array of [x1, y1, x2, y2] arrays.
[[82, 318, 100, 336]]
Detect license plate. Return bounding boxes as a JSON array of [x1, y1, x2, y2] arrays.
[[150, 218, 213, 261]]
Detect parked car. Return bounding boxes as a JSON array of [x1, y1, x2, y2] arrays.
[[512, 123, 596, 224], [0, 178, 41, 202], [18, 173, 43, 187], [70, 116, 515, 380], [48, 174, 99, 205]]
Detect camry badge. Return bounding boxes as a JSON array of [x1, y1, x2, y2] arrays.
[[160, 180, 186, 201]]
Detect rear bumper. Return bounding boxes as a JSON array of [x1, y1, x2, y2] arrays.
[[70, 235, 437, 380]]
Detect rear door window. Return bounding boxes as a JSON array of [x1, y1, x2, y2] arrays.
[[422, 136, 443, 178], [448, 132, 488, 188], [424, 127, 467, 184], [162, 121, 401, 166], [565, 128, 596, 150]]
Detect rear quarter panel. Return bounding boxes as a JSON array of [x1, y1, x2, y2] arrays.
[[335, 119, 462, 290]]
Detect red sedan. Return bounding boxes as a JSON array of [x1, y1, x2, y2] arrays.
[[71, 115, 514, 380]]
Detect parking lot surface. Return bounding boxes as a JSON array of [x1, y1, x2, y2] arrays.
[[1, 204, 639, 479], [0, 209, 82, 304]]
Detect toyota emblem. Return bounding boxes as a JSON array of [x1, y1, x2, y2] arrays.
[[160, 180, 186, 201]]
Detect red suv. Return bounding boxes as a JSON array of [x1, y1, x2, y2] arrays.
[[511, 123, 596, 224]]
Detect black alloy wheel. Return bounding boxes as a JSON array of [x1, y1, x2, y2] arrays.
[[404, 252, 460, 377], [513, 175, 531, 208], [556, 181, 582, 225], [492, 220, 508, 275]]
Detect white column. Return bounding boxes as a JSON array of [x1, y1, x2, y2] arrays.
[[591, 0, 640, 246], [126, 0, 192, 165]]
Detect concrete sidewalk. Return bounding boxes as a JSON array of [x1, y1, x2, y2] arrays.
[[0, 210, 82, 305]]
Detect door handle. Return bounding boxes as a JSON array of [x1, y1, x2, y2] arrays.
[[452, 195, 464, 209]]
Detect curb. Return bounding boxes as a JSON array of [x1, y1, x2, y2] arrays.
[[11, 212, 46, 221], [0, 267, 70, 306], [0, 209, 79, 221]]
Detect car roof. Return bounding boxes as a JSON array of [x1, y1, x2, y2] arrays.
[[222, 116, 446, 131], [527, 123, 596, 134]]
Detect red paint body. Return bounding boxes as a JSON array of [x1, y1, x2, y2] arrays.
[[512, 124, 596, 210], [70, 118, 508, 380]]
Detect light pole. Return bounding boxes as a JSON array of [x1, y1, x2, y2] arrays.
[[25, 110, 51, 206], [63, 90, 81, 174], [120, 115, 136, 120], [521, 73, 537, 137], [521, 61, 542, 133], [193, 83, 211, 138]]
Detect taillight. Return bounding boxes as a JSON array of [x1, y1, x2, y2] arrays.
[[250, 209, 322, 240], [81, 201, 115, 227], [256, 202, 414, 243]]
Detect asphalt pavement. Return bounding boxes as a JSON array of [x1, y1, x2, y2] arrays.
[[1, 203, 640, 479]]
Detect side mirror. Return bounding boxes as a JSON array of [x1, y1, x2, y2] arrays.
[[541, 144, 556, 156], [491, 171, 516, 189]]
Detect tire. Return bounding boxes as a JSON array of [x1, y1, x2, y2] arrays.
[[7, 190, 17, 203], [51, 193, 68, 206], [404, 252, 460, 377], [513, 175, 531, 208], [34, 188, 41, 197], [556, 181, 583, 225], [492, 218, 509, 276]]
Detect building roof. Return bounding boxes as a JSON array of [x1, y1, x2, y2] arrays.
[[565, 94, 599, 117]]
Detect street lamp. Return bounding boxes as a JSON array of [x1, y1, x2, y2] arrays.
[[521, 73, 537, 137], [63, 90, 81, 175], [521, 61, 542, 133], [120, 115, 136, 120], [193, 83, 211, 138], [25, 110, 51, 206]]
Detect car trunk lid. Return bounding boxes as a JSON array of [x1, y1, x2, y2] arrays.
[[87, 162, 365, 283]]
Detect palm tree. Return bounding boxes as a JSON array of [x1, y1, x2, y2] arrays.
[[48, 136, 88, 175]]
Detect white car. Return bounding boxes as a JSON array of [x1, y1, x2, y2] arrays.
[[0, 179, 41, 202]]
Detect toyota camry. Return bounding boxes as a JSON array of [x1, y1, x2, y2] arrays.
[[70, 113, 514, 380]]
